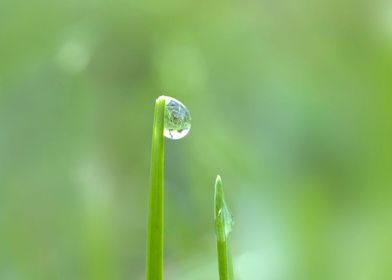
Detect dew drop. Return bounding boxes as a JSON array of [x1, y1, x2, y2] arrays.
[[162, 96, 191, 140], [217, 202, 235, 241]]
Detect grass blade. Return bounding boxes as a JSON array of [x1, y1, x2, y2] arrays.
[[214, 175, 234, 280], [146, 96, 166, 280]]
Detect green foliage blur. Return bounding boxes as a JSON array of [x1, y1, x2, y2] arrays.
[[1, 0, 392, 279]]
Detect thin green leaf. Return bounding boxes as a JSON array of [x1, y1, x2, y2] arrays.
[[214, 175, 234, 280], [146, 96, 166, 280]]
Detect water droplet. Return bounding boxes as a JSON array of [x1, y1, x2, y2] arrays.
[[217, 203, 235, 241], [161, 96, 191, 140]]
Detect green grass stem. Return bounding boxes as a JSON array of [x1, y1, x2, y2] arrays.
[[214, 175, 234, 280], [146, 96, 166, 280]]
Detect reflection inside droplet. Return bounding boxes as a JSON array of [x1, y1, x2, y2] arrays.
[[161, 96, 191, 140]]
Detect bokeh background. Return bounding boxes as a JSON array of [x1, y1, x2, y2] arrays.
[[1, 0, 392, 279]]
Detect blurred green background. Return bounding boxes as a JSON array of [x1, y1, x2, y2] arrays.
[[1, 0, 392, 279]]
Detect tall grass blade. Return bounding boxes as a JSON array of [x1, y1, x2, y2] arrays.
[[146, 97, 166, 280], [214, 175, 234, 280]]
